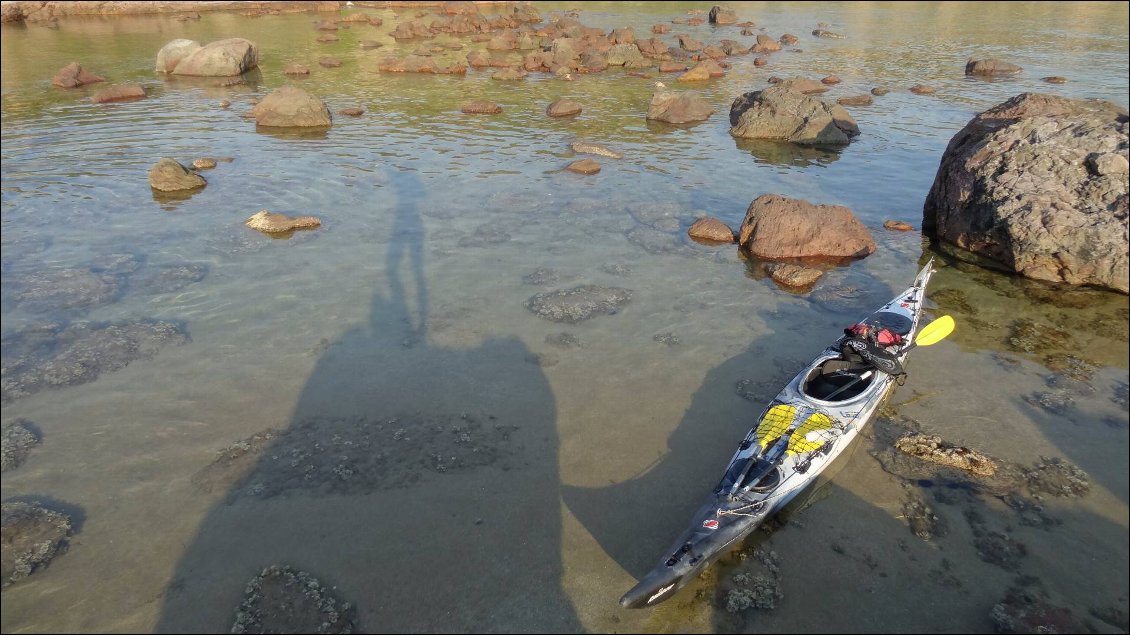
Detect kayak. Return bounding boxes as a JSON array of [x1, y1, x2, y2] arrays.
[[620, 258, 944, 609]]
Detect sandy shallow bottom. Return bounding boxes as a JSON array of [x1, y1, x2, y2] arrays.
[[1, 1, 1127, 632]]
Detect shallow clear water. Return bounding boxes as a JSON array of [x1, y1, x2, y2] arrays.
[[1, 2, 1127, 633]]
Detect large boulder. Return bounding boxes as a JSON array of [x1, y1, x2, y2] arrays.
[[729, 85, 859, 145], [738, 194, 876, 259], [250, 86, 332, 128], [923, 93, 1128, 293], [170, 38, 258, 76], [155, 39, 201, 73], [709, 5, 738, 25], [646, 90, 714, 124]]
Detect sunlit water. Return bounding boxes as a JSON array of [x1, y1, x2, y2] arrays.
[[2, 2, 1127, 633]]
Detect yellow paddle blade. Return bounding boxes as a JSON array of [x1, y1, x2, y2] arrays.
[[755, 404, 798, 448], [914, 315, 955, 347], [786, 412, 835, 455]]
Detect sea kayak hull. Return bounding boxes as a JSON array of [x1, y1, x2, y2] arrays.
[[620, 258, 937, 609]]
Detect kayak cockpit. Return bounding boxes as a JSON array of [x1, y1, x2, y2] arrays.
[[802, 357, 876, 401]]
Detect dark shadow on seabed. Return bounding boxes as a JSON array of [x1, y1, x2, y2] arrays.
[[156, 168, 581, 632]]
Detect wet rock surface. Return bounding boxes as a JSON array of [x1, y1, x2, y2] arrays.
[[170, 37, 258, 76], [245, 210, 321, 234], [526, 285, 632, 323], [1, 420, 41, 472], [232, 565, 355, 634], [722, 549, 783, 613], [730, 85, 859, 145], [195, 413, 517, 501], [149, 157, 206, 192], [1, 501, 73, 589], [570, 142, 621, 159], [251, 86, 332, 128], [90, 84, 146, 103], [687, 217, 735, 243], [1, 320, 188, 403], [895, 433, 999, 476], [646, 90, 714, 124], [51, 61, 103, 88]]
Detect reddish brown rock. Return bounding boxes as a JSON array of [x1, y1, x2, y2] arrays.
[[779, 33, 799, 45], [871, 86, 890, 96], [753, 56, 768, 67], [1042, 76, 1067, 84], [660, 61, 688, 73], [910, 84, 936, 95], [284, 63, 310, 76], [566, 158, 600, 175], [462, 101, 502, 114], [90, 84, 146, 103], [546, 98, 582, 117], [651, 24, 670, 34], [739, 194, 875, 259], [821, 75, 841, 85], [52, 62, 104, 88], [837, 94, 873, 107], [884, 220, 914, 231], [318, 57, 341, 68], [687, 217, 735, 243], [750, 34, 781, 53], [338, 107, 364, 116]]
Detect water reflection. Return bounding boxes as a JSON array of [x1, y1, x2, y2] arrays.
[[731, 137, 842, 167]]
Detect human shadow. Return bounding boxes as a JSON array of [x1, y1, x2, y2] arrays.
[[157, 168, 579, 632]]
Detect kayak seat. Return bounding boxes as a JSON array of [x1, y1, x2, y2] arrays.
[[804, 359, 873, 401]]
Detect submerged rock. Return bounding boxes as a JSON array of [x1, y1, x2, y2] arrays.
[[923, 93, 1129, 292], [546, 98, 582, 117], [232, 565, 355, 634], [7, 267, 120, 313], [149, 157, 206, 192], [738, 194, 875, 259], [461, 101, 502, 114], [90, 84, 146, 103], [990, 587, 1088, 634], [570, 141, 621, 158], [895, 433, 999, 476], [526, 285, 632, 323], [1, 501, 73, 589], [766, 262, 823, 288], [565, 158, 600, 175], [0, 320, 188, 403], [1, 420, 41, 472]]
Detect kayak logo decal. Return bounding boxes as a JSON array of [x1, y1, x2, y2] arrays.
[[648, 583, 676, 603], [702, 519, 719, 530]]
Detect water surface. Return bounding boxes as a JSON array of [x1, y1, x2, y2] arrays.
[[2, 2, 1127, 633]]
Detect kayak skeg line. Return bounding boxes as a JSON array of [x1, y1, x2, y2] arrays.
[[620, 258, 939, 609]]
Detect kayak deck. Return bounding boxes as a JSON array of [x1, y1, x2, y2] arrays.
[[620, 258, 937, 609]]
